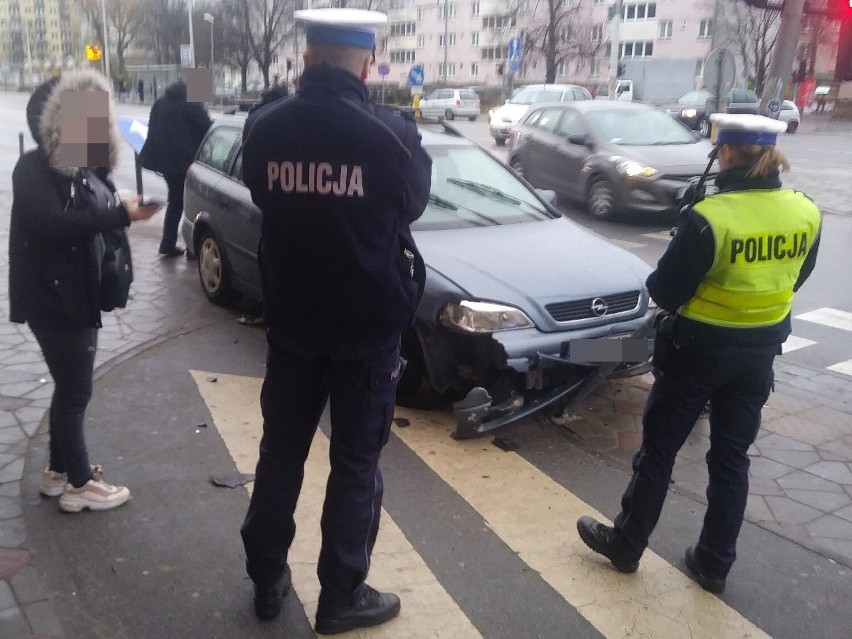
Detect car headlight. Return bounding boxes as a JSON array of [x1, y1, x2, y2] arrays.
[[681, 108, 698, 118], [440, 300, 534, 333], [613, 159, 658, 178]]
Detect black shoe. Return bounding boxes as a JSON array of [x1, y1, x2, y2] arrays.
[[576, 516, 639, 573], [685, 546, 726, 594], [253, 566, 292, 621], [315, 584, 401, 635], [159, 247, 185, 258]]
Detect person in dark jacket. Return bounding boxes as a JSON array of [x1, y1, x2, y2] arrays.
[[139, 79, 212, 256], [137, 78, 144, 103], [9, 69, 162, 512], [577, 114, 821, 594], [238, 8, 431, 634]]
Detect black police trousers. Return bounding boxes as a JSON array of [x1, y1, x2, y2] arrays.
[[612, 341, 777, 577], [241, 336, 402, 609]]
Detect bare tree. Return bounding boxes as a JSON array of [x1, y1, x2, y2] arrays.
[[220, 0, 254, 91], [521, 0, 600, 84], [74, 0, 145, 75], [718, 0, 781, 94], [247, 0, 296, 88]]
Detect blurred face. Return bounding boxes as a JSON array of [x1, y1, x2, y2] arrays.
[[718, 144, 741, 170]]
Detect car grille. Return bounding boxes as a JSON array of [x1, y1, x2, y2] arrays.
[[545, 290, 641, 322]]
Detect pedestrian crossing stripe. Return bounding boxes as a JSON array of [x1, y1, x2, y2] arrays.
[[782, 335, 817, 353], [189, 370, 483, 639], [795, 307, 852, 333], [827, 359, 852, 376], [191, 370, 771, 639]]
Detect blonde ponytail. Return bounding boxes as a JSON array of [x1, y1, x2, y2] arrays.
[[731, 144, 791, 179]]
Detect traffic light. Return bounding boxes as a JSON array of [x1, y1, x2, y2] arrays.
[[85, 44, 101, 61], [496, 62, 504, 76]]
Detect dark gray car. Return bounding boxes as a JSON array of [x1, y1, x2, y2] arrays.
[[181, 115, 654, 427], [507, 101, 716, 220]]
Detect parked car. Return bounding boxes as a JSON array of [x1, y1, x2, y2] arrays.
[[182, 115, 654, 422], [779, 99, 800, 133], [663, 88, 759, 137], [507, 101, 716, 220], [489, 83, 592, 146], [418, 88, 481, 121]]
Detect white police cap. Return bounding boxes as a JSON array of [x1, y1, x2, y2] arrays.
[[295, 8, 387, 50], [709, 113, 787, 146]]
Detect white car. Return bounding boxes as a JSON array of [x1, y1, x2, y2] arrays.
[[488, 84, 592, 146], [418, 88, 481, 121], [779, 100, 800, 133]]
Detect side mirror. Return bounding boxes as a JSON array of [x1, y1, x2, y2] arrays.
[[567, 133, 590, 147], [535, 189, 558, 205]]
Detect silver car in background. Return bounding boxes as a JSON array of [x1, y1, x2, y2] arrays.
[[418, 88, 481, 121]]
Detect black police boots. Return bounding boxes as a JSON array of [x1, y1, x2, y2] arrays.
[[576, 516, 640, 573], [315, 584, 401, 635], [685, 546, 726, 594], [253, 564, 292, 621]]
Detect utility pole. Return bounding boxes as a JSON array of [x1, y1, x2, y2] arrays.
[[607, 0, 622, 99], [188, 0, 196, 68], [759, 0, 806, 118], [23, 19, 34, 89], [443, 0, 449, 85], [100, 0, 110, 79]]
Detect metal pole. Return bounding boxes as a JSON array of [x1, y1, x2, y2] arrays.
[[210, 23, 214, 68], [134, 151, 143, 195], [101, 0, 110, 79], [759, 0, 806, 118], [607, 0, 622, 100], [443, 1, 448, 85], [22, 19, 33, 89], [19, 132, 24, 156], [188, 0, 196, 68], [381, 76, 386, 104]]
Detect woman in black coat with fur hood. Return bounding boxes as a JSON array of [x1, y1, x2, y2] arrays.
[[8, 69, 162, 512]]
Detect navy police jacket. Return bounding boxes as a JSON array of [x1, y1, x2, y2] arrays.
[[241, 65, 432, 357]]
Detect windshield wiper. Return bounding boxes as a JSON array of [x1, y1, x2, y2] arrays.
[[428, 193, 458, 210], [447, 178, 523, 205]]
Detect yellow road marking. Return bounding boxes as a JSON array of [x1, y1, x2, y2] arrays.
[[392, 407, 773, 639], [189, 371, 482, 638]]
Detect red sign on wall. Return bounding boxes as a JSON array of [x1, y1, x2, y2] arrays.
[[797, 77, 816, 111]]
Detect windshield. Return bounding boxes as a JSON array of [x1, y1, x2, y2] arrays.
[[677, 90, 712, 105], [508, 88, 564, 105], [586, 108, 698, 145], [414, 145, 557, 231]]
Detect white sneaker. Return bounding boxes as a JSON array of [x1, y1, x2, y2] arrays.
[[39, 469, 67, 497], [59, 466, 130, 513]]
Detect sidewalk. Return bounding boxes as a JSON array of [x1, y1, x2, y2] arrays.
[[1, 176, 852, 637]]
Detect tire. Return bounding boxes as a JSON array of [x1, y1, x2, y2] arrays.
[[587, 179, 618, 220], [495, 137, 506, 147], [787, 120, 798, 133], [468, 115, 477, 121], [444, 109, 455, 121], [510, 157, 525, 179], [698, 117, 710, 138], [396, 328, 446, 409], [197, 228, 239, 306]]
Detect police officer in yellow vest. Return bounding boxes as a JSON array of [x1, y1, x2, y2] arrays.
[[576, 113, 821, 593]]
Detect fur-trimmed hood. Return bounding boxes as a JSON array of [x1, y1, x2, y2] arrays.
[[32, 69, 122, 177]]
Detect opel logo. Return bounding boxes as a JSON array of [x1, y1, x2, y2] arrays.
[[591, 297, 608, 316]]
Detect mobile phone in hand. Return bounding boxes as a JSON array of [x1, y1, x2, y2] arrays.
[[141, 196, 167, 207]]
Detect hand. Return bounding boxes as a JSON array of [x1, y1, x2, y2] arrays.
[[123, 195, 163, 222]]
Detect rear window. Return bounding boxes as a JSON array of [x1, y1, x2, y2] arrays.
[[571, 87, 592, 100], [459, 90, 478, 100], [509, 88, 565, 105], [197, 127, 241, 173]]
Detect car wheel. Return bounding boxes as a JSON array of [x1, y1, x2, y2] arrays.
[[510, 157, 525, 179], [468, 115, 477, 121], [444, 109, 455, 121], [396, 328, 446, 409], [495, 137, 506, 147], [197, 228, 239, 306], [698, 117, 710, 138], [787, 120, 798, 133], [587, 179, 618, 220]]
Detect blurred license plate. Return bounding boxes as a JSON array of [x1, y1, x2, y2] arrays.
[[563, 337, 651, 363]]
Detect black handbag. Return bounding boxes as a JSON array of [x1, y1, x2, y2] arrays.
[[100, 226, 134, 311]]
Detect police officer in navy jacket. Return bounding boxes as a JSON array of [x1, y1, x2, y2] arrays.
[[239, 8, 431, 634]]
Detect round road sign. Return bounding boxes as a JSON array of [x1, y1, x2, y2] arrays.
[[378, 62, 390, 76]]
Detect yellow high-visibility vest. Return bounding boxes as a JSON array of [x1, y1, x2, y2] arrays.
[[679, 189, 821, 328]]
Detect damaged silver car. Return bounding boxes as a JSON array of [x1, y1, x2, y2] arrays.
[[181, 116, 655, 438]]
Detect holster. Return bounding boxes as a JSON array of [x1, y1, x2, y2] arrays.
[[652, 310, 677, 370]]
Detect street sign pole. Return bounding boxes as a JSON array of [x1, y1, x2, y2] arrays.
[[759, 0, 807, 118], [608, 0, 622, 100]]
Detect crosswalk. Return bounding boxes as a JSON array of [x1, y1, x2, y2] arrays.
[[190, 369, 774, 639]]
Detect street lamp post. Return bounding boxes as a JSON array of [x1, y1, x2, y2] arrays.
[[204, 13, 215, 68], [100, 0, 110, 79], [188, 0, 196, 67]]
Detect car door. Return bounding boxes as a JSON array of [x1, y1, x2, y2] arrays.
[[186, 125, 241, 244], [218, 145, 263, 299], [551, 108, 592, 199], [524, 107, 567, 189]]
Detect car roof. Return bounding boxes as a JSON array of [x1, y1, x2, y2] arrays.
[[520, 100, 661, 114]]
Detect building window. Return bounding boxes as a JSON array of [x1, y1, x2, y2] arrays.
[[594, 0, 604, 4], [556, 61, 567, 76], [620, 41, 653, 58], [416, 8, 423, 19], [480, 46, 506, 60], [591, 24, 603, 42], [590, 58, 601, 76], [699, 19, 712, 38], [439, 3, 456, 20], [470, 62, 479, 78], [393, 0, 415, 7], [622, 3, 656, 21], [482, 15, 516, 30], [438, 62, 456, 77], [379, 37, 388, 52], [471, 31, 479, 46], [659, 19, 672, 39], [416, 35, 425, 48], [471, 1, 480, 16], [389, 22, 416, 37], [438, 33, 456, 48], [390, 50, 416, 63]]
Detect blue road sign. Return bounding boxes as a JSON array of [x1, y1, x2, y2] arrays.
[[508, 37, 522, 62], [408, 64, 424, 86], [117, 116, 148, 155]]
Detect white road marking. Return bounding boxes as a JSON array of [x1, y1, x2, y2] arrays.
[[827, 360, 852, 377], [612, 239, 646, 250], [642, 231, 675, 242], [795, 307, 852, 333], [782, 335, 817, 353]]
